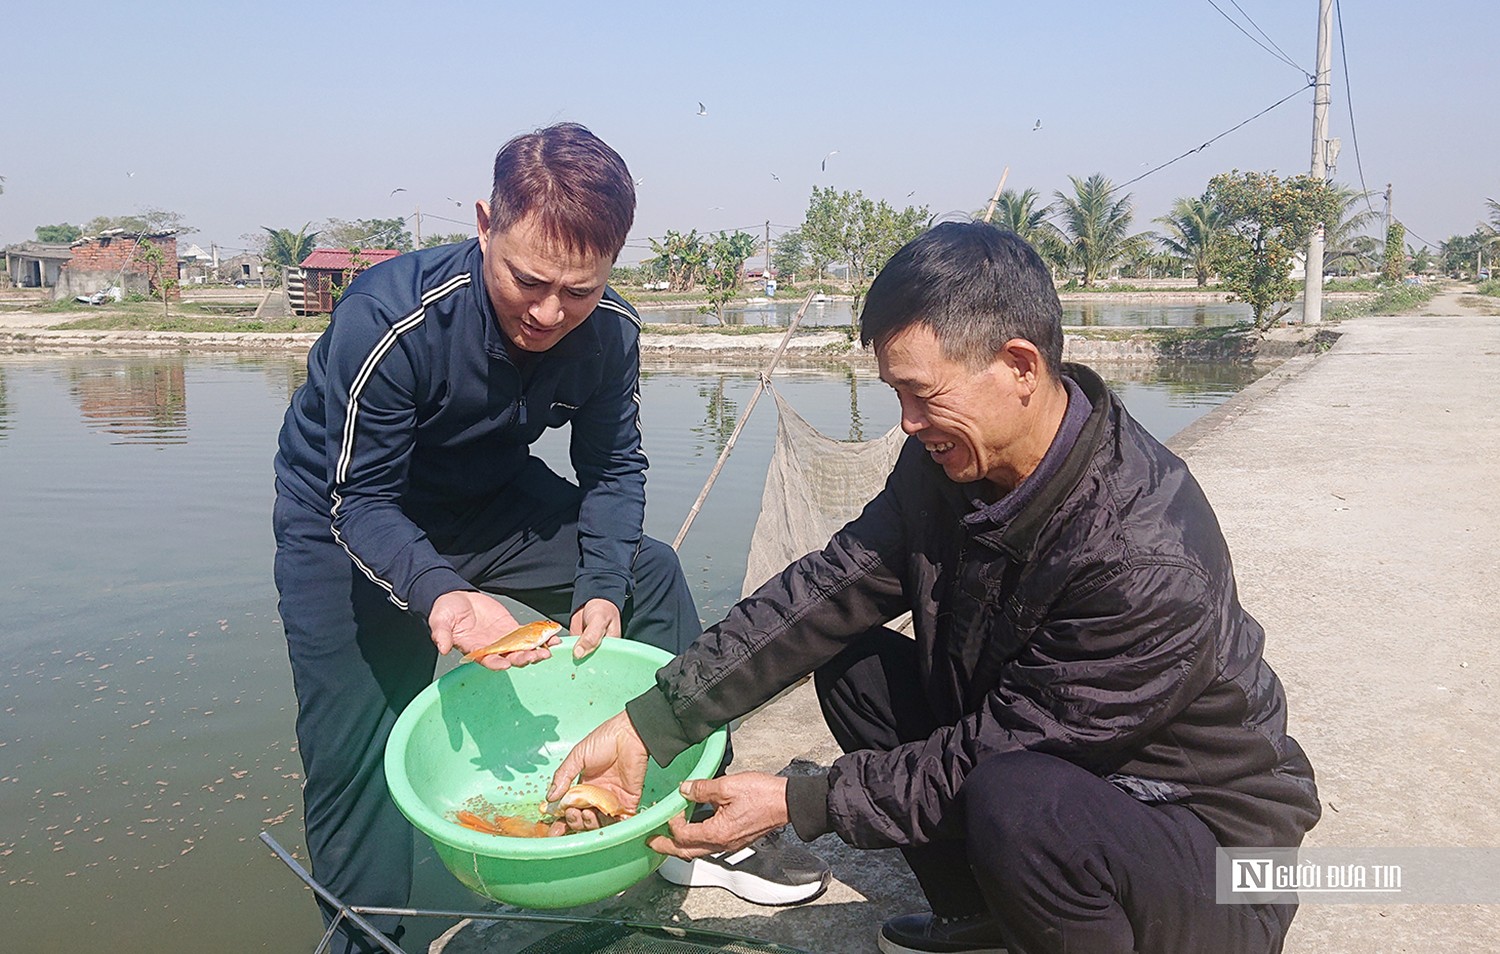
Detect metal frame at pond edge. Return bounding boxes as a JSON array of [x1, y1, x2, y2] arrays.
[[259, 831, 812, 954]]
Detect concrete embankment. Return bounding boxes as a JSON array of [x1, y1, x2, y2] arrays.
[[430, 297, 1498, 953]]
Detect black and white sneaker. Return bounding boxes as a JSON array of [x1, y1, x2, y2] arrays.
[[877, 912, 1008, 954], [656, 829, 831, 905]]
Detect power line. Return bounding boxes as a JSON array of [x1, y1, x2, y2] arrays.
[[1205, 0, 1309, 76], [1334, 0, 1376, 216], [1227, 0, 1308, 74], [1112, 81, 1313, 193]]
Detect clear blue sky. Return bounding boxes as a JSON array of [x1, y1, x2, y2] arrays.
[[1, 0, 1494, 261]]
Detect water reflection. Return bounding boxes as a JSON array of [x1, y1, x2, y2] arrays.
[[0, 367, 8, 441], [66, 363, 188, 444]]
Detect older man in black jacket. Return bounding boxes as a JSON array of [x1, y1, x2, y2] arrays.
[[550, 222, 1317, 954]]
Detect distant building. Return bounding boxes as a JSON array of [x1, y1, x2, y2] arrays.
[[216, 252, 264, 285], [54, 230, 179, 301], [295, 248, 402, 315], [4, 241, 74, 289]]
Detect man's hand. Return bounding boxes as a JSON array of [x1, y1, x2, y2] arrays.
[[428, 591, 558, 670], [569, 598, 622, 660], [547, 710, 648, 831], [647, 773, 790, 859]]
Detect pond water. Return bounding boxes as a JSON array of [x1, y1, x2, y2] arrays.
[[0, 351, 1258, 953], [637, 297, 1257, 328]]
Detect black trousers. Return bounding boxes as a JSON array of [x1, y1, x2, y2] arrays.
[[814, 627, 1295, 954], [273, 460, 701, 952]]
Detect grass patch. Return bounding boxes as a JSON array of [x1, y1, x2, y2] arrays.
[[641, 323, 786, 336], [1474, 279, 1500, 297], [1323, 283, 1437, 320], [52, 311, 328, 334]]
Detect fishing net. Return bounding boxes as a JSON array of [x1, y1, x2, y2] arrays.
[[514, 919, 808, 954], [740, 387, 905, 598]]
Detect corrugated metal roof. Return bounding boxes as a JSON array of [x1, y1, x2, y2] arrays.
[[4, 241, 75, 260], [299, 248, 402, 270]]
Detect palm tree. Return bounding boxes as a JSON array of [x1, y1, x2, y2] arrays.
[[1052, 174, 1136, 287], [1155, 193, 1225, 287], [989, 188, 1066, 270], [1321, 185, 1381, 276], [262, 224, 320, 281]]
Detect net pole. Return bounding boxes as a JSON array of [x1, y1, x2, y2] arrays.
[[671, 291, 817, 551], [982, 166, 1011, 224]]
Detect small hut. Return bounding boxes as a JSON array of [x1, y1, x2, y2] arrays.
[[296, 248, 401, 314]]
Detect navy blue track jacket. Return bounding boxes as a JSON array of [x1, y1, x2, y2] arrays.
[[274, 238, 647, 618]]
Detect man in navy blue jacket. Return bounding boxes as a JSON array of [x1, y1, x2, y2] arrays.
[[271, 124, 812, 951]]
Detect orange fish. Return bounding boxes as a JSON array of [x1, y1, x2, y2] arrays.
[[454, 809, 555, 838], [545, 783, 634, 820], [461, 620, 563, 663]]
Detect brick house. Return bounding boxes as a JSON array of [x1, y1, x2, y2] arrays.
[[54, 230, 179, 302], [295, 248, 401, 314]]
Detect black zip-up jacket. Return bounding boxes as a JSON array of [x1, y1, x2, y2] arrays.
[[274, 239, 647, 617], [628, 363, 1318, 851]]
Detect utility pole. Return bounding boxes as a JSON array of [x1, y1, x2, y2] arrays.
[[414, 205, 422, 248], [765, 220, 771, 277], [1384, 183, 1393, 235], [1303, 0, 1334, 324]]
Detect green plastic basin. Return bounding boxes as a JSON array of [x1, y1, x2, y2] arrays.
[[384, 637, 725, 909]]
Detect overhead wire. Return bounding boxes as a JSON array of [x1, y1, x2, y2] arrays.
[[1205, 0, 1309, 77], [1226, 0, 1308, 74], [1334, 0, 1377, 216]]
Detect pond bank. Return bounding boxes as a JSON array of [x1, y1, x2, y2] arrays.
[[0, 321, 1333, 367]]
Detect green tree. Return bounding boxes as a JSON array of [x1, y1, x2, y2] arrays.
[[35, 223, 82, 243], [1409, 246, 1435, 275], [1438, 230, 1486, 276], [1155, 193, 1225, 287], [421, 232, 470, 248], [771, 228, 807, 284], [319, 217, 413, 252], [802, 186, 929, 313], [1320, 185, 1380, 276], [1206, 170, 1338, 331], [646, 229, 708, 291], [702, 231, 760, 320], [262, 224, 321, 281], [132, 238, 177, 319], [989, 188, 1065, 267], [1052, 174, 1137, 287], [1381, 221, 1407, 285]]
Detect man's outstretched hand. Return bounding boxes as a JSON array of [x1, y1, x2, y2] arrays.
[[569, 597, 623, 660], [428, 591, 559, 670], [547, 709, 649, 830], [648, 773, 790, 858]]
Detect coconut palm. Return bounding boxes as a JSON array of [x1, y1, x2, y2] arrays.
[[1052, 173, 1136, 287], [989, 188, 1066, 269], [1155, 193, 1225, 287], [262, 224, 320, 280], [1321, 185, 1381, 276]]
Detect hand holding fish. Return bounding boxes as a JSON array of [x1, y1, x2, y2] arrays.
[[429, 592, 560, 670], [547, 710, 649, 831]]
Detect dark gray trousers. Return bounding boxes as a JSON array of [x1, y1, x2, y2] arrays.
[[814, 626, 1295, 954], [274, 461, 700, 952]]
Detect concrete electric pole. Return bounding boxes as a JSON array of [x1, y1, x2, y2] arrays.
[[1302, 0, 1334, 324]]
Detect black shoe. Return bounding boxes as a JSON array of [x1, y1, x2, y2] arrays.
[[656, 829, 831, 905], [877, 912, 1008, 954]]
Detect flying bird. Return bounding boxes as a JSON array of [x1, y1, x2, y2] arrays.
[[1032, 120, 1042, 132], [445, 196, 464, 207], [634, 177, 645, 187], [390, 187, 407, 196], [821, 150, 839, 172], [906, 190, 916, 198], [126, 171, 136, 178], [770, 173, 780, 181], [697, 102, 708, 116]]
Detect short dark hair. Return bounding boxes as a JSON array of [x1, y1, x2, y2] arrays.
[[859, 221, 1064, 375], [488, 123, 635, 260]]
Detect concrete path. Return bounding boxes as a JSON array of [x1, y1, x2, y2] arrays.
[[430, 297, 1498, 952]]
